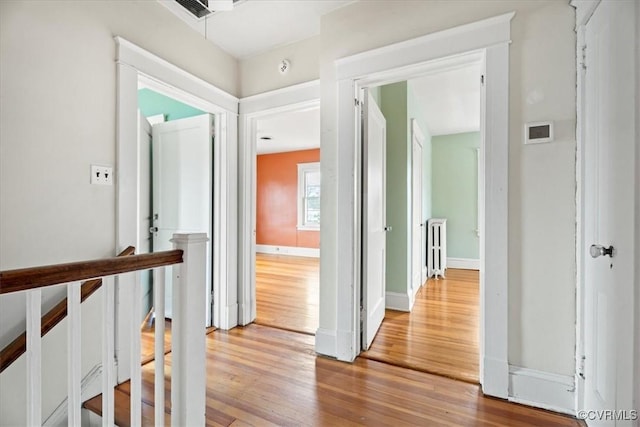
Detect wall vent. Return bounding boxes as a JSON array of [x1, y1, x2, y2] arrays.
[[176, 0, 212, 18]]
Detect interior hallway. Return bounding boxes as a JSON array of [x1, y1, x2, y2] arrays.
[[86, 323, 580, 426], [362, 268, 480, 383], [255, 253, 319, 335]]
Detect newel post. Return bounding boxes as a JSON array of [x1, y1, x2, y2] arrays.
[[170, 232, 209, 426]]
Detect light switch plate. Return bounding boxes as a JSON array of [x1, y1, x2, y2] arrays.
[[91, 165, 113, 185]]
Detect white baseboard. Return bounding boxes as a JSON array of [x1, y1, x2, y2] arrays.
[[508, 365, 575, 415], [315, 328, 337, 357], [386, 291, 411, 312], [44, 364, 103, 426], [256, 244, 319, 258], [447, 257, 480, 270]]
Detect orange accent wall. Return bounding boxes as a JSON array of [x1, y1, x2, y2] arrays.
[[256, 149, 320, 248]]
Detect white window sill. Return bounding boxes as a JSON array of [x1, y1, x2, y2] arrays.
[[297, 225, 320, 231]]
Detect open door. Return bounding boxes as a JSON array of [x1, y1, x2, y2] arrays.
[[582, 0, 636, 422], [151, 114, 213, 323], [137, 112, 153, 320], [361, 90, 387, 350]]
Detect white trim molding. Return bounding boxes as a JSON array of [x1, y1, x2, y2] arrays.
[[315, 328, 337, 357], [256, 244, 320, 258], [331, 12, 513, 402], [115, 37, 239, 381], [385, 292, 412, 312], [508, 366, 576, 416], [447, 258, 480, 270]]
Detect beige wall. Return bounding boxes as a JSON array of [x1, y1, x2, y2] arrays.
[[0, 0, 238, 422], [251, 0, 575, 377]]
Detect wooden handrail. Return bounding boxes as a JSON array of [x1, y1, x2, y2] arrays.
[[0, 247, 137, 373], [0, 249, 183, 295]]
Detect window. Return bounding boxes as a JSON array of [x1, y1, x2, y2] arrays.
[[297, 162, 321, 230]]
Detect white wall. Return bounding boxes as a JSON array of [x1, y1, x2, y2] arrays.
[[239, 36, 320, 97], [240, 0, 577, 377], [0, 0, 238, 421]]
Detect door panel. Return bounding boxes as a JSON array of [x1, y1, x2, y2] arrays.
[[583, 1, 635, 423], [152, 114, 213, 321], [362, 91, 387, 350], [138, 112, 152, 319]]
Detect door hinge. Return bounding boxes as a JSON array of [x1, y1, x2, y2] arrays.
[[581, 44, 587, 71], [480, 74, 485, 85], [355, 98, 361, 107], [578, 355, 586, 380], [359, 306, 365, 322]]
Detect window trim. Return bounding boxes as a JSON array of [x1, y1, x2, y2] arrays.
[[297, 162, 321, 231]]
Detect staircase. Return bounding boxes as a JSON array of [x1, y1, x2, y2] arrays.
[[0, 233, 209, 426]]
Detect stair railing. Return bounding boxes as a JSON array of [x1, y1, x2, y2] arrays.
[[0, 232, 208, 426]]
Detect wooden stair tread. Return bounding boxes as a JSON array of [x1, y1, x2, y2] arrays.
[[83, 387, 171, 427]]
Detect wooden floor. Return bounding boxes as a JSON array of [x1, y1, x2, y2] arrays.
[[255, 253, 319, 335], [85, 324, 581, 426], [362, 269, 480, 383]]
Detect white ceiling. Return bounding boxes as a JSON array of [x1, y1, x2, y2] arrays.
[[408, 63, 482, 136], [256, 107, 320, 154], [162, 0, 353, 59]]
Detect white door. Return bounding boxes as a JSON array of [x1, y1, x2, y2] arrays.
[[138, 112, 153, 320], [411, 120, 424, 295], [362, 91, 387, 350], [583, 1, 636, 424], [151, 114, 213, 323]]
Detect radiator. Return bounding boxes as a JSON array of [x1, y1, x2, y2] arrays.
[[427, 218, 447, 279]]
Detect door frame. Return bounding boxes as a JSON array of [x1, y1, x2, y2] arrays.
[[410, 118, 425, 302], [332, 12, 513, 398], [237, 81, 320, 326], [572, 0, 639, 415], [115, 37, 239, 383]]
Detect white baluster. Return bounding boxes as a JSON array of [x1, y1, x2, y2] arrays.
[[67, 281, 82, 426], [130, 272, 141, 426], [26, 289, 41, 427], [170, 233, 208, 427], [102, 276, 115, 426], [153, 267, 166, 426]]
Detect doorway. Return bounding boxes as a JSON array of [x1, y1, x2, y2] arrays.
[[250, 105, 321, 335], [359, 60, 483, 383], [331, 13, 512, 398]]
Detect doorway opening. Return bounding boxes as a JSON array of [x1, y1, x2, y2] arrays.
[[251, 105, 321, 335], [358, 57, 483, 383], [135, 84, 217, 362]]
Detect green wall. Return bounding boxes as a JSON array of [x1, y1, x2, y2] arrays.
[[375, 82, 432, 296], [138, 88, 205, 121], [432, 132, 480, 259], [379, 82, 409, 294]]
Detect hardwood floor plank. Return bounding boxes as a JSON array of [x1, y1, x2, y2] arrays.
[[362, 268, 480, 383], [87, 324, 580, 426], [255, 253, 319, 335]]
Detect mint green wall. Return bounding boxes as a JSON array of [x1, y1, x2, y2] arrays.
[[432, 132, 480, 259], [407, 83, 432, 220], [379, 82, 409, 294], [138, 88, 204, 121]]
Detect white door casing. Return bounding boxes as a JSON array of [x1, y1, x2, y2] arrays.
[[581, 0, 636, 423], [411, 119, 424, 301], [116, 37, 238, 382], [151, 114, 213, 322], [361, 90, 387, 351], [237, 81, 320, 327], [332, 14, 511, 400]]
